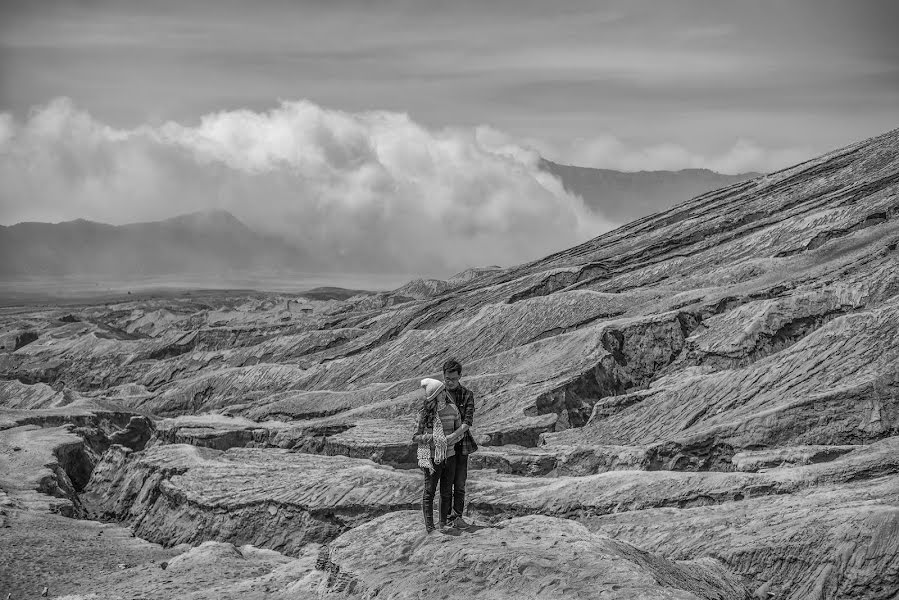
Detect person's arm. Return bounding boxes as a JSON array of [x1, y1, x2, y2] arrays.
[[447, 423, 468, 444], [446, 401, 469, 444], [411, 408, 433, 444], [448, 389, 474, 443], [447, 390, 475, 444], [412, 431, 433, 444], [462, 389, 474, 430]]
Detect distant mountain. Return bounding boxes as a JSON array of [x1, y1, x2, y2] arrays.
[[0, 210, 307, 278], [447, 266, 503, 284], [299, 287, 375, 302], [390, 266, 503, 300], [0, 161, 760, 280], [541, 159, 759, 224]]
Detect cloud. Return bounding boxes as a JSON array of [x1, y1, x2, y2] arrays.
[[0, 98, 609, 277], [550, 134, 811, 174]]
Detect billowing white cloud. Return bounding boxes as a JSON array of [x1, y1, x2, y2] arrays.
[[551, 134, 810, 174], [0, 98, 608, 276]]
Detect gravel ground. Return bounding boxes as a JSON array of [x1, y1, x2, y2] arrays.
[[0, 506, 323, 600], [0, 507, 176, 599]]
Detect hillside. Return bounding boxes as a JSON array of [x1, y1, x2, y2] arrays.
[[1, 128, 898, 599], [541, 158, 757, 223]]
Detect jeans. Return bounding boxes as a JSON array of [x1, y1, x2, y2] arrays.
[[452, 448, 469, 518], [421, 455, 456, 531]]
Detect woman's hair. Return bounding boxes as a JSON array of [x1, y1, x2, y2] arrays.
[[419, 391, 442, 427]]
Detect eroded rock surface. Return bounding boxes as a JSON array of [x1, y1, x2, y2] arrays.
[[77, 426, 898, 598], [81, 444, 423, 555], [3, 128, 899, 598], [0, 424, 88, 516], [320, 512, 750, 599], [587, 475, 899, 600]]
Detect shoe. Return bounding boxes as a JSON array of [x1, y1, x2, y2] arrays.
[[437, 520, 447, 531], [451, 516, 470, 530]]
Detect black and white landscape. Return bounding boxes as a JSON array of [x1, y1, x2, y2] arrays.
[[1, 2, 898, 599]]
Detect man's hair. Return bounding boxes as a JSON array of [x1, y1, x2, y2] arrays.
[[442, 358, 462, 376]]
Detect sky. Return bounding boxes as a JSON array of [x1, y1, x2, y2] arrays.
[[1, 0, 898, 275]]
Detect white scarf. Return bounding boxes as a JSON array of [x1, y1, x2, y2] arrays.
[[417, 402, 448, 473]]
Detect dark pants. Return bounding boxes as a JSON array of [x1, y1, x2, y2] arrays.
[[421, 454, 456, 531], [452, 447, 469, 518]]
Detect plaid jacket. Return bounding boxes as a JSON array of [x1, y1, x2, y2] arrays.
[[446, 385, 479, 455]]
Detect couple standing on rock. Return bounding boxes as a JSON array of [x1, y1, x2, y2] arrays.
[[413, 359, 479, 534]]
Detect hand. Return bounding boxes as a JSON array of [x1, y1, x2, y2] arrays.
[[445, 431, 461, 445]]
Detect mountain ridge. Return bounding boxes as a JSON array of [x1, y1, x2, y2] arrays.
[[0, 162, 762, 280], [0, 209, 308, 278], [539, 158, 758, 223]]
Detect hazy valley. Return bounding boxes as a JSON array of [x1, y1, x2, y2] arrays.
[[0, 162, 754, 291]]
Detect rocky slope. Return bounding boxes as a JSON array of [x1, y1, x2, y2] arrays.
[[2, 127, 899, 599]]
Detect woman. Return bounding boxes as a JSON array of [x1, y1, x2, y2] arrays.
[[413, 377, 462, 533]]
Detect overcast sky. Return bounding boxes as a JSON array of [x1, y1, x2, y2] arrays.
[[1, 0, 897, 275], [3, 0, 897, 155]]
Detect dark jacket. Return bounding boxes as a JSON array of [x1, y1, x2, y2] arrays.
[[445, 384, 478, 455]]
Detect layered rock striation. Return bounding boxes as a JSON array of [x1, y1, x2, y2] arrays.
[[3, 128, 899, 599]]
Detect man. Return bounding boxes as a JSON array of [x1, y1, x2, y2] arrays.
[[441, 358, 478, 529]]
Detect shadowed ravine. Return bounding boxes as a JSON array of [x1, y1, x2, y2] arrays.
[[2, 128, 899, 599]]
